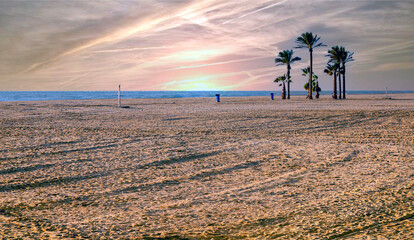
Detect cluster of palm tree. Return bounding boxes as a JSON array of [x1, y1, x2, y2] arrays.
[[301, 66, 321, 99], [274, 32, 354, 100], [274, 50, 301, 99], [325, 46, 354, 99]]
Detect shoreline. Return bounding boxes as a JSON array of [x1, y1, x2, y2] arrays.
[[0, 92, 413, 102], [1, 91, 413, 103]]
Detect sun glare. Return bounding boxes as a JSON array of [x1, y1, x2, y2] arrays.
[[163, 76, 225, 91], [165, 48, 227, 62], [182, 12, 209, 25]]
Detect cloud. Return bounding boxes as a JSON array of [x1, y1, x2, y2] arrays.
[[371, 62, 414, 72], [0, 0, 413, 90], [166, 56, 268, 71], [220, 0, 288, 25]]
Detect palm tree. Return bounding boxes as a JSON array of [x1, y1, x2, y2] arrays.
[[340, 48, 354, 99], [296, 32, 325, 99], [327, 46, 342, 99], [274, 75, 287, 99], [275, 50, 301, 99], [302, 66, 311, 77], [324, 63, 339, 99], [314, 74, 320, 99], [302, 67, 320, 97], [338, 70, 342, 99], [327, 46, 354, 99]]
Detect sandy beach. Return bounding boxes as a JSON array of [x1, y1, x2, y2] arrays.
[[0, 94, 413, 239]]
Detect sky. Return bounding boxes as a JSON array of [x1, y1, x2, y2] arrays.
[[0, 0, 413, 91]]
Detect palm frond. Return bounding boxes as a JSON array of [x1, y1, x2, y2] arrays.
[[326, 46, 342, 63], [314, 42, 327, 48], [274, 74, 287, 83], [275, 49, 301, 66], [344, 51, 355, 63], [324, 69, 332, 75], [324, 64, 334, 75], [301, 66, 310, 76], [296, 32, 325, 50], [328, 58, 340, 64]]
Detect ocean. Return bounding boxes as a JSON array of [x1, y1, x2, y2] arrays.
[[0, 91, 412, 102]]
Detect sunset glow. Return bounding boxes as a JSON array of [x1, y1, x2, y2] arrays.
[[163, 76, 225, 91], [0, 0, 413, 91]]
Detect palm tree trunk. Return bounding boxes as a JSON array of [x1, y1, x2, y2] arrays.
[[287, 67, 291, 99], [316, 81, 320, 99], [288, 82, 290, 99], [333, 71, 337, 99], [282, 81, 286, 99], [338, 72, 342, 99], [342, 65, 346, 99], [308, 49, 313, 99]]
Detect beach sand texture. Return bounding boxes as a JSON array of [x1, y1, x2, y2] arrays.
[[0, 94, 413, 239]]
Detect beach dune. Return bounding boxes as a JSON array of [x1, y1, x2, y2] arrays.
[[0, 94, 413, 239]]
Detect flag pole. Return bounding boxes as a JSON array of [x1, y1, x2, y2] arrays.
[[118, 84, 121, 107]]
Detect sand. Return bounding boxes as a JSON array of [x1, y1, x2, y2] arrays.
[[0, 94, 413, 239]]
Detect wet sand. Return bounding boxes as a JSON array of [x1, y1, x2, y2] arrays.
[[0, 94, 413, 239]]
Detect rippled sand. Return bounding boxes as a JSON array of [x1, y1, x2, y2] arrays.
[[0, 94, 413, 239]]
